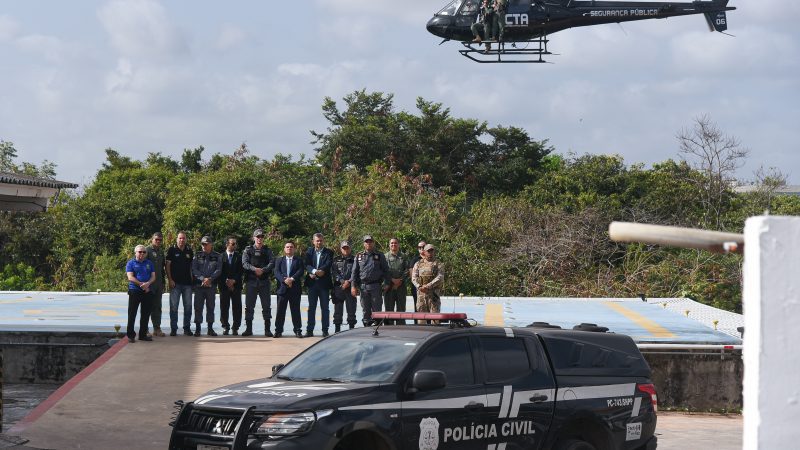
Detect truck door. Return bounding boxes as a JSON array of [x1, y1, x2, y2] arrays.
[[478, 334, 556, 450], [401, 336, 488, 450]]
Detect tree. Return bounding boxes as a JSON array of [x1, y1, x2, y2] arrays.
[[677, 115, 749, 229]]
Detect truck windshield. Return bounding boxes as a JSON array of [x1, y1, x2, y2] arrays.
[[277, 338, 418, 383]]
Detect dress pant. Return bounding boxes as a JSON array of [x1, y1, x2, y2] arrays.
[[127, 289, 152, 339], [194, 286, 216, 326], [359, 282, 383, 325], [245, 279, 271, 327], [306, 283, 330, 332], [275, 292, 302, 334], [219, 286, 242, 330]]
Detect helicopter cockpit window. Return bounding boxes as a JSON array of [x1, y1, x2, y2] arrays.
[[437, 0, 463, 16], [458, 0, 480, 15]]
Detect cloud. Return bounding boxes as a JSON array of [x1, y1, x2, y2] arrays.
[[216, 24, 245, 51], [315, 0, 434, 24], [97, 0, 188, 61], [0, 14, 20, 42]]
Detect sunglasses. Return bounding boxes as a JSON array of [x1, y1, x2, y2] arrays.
[[136, 251, 146, 254], [426, 249, 436, 253]]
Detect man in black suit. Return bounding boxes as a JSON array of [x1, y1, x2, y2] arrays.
[[274, 240, 304, 338], [219, 236, 244, 335], [304, 233, 334, 337]]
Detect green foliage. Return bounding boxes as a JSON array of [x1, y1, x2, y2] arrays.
[[3, 96, 786, 314], [0, 263, 46, 290]]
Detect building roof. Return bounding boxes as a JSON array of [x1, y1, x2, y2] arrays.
[[0, 171, 78, 189], [734, 184, 800, 195]]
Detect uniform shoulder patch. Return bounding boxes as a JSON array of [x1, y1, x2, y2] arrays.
[[373, 254, 380, 261]]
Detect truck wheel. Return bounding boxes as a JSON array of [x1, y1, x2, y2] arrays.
[[556, 439, 596, 450]]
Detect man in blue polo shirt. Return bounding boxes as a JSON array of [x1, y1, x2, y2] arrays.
[[126, 244, 156, 343]]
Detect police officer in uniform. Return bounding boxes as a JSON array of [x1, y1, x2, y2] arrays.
[[350, 235, 390, 326], [241, 229, 275, 337], [412, 243, 445, 323], [384, 237, 410, 325], [331, 240, 357, 332], [492, 0, 508, 42], [192, 236, 222, 336]]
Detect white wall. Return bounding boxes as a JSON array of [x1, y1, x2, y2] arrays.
[[743, 216, 800, 449]]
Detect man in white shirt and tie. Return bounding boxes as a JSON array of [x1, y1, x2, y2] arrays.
[[274, 240, 304, 338]]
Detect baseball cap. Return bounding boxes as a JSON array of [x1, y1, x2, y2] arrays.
[[363, 235, 374, 242], [253, 228, 265, 238], [424, 244, 435, 251], [340, 240, 351, 248], [200, 236, 212, 244]]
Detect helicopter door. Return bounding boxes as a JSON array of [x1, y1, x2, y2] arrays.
[[455, 0, 480, 27]]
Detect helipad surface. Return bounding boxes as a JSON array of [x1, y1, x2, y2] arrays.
[[0, 292, 741, 344]]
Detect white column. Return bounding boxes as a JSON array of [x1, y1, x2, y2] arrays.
[[743, 216, 800, 449]]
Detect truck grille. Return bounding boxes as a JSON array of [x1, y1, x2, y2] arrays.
[[186, 411, 241, 436]]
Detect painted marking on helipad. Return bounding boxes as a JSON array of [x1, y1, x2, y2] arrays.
[[97, 310, 120, 317], [603, 302, 675, 338], [484, 304, 504, 326]]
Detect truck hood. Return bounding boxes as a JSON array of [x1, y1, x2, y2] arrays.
[[192, 378, 382, 410]]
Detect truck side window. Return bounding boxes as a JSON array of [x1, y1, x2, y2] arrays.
[[414, 337, 475, 386], [480, 337, 531, 383]]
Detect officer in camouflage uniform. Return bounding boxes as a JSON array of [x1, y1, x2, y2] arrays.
[[350, 235, 391, 326], [331, 240, 357, 332], [192, 236, 222, 336], [492, 0, 508, 42], [412, 243, 445, 322], [384, 237, 410, 325]]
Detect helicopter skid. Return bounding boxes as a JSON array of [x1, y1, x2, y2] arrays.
[[459, 37, 554, 63]]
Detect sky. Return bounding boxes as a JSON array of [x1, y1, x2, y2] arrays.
[[1, 0, 798, 186]]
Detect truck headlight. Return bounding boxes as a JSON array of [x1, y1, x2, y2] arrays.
[[254, 412, 316, 436]]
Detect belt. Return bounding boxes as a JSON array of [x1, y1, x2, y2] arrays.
[[362, 281, 381, 286]]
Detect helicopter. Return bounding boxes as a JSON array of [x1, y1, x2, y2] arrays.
[[426, 0, 736, 63]]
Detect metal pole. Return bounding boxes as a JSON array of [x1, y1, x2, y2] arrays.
[[609, 221, 744, 254]]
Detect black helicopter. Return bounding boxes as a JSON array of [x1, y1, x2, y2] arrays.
[[426, 0, 735, 63]]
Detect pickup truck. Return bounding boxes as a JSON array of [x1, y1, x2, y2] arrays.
[[169, 312, 658, 450]]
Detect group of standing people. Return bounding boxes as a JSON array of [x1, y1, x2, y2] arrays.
[[124, 230, 444, 342], [470, 0, 508, 52]]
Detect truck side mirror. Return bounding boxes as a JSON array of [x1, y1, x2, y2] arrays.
[[272, 363, 285, 376], [411, 370, 447, 392]]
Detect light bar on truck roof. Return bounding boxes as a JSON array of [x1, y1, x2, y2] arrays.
[[371, 312, 468, 321]]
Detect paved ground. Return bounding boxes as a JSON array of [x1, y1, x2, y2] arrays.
[[656, 412, 742, 449], [3, 333, 743, 449]]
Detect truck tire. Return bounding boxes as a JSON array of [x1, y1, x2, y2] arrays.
[[556, 439, 597, 450]]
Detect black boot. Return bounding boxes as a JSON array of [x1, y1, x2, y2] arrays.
[[194, 324, 201, 336], [349, 323, 355, 330], [242, 320, 253, 336], [334, 324, 341, 333], [265, 321, 274, 337]]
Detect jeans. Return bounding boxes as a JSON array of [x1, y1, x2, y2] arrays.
[[169, 283, 193, 331]]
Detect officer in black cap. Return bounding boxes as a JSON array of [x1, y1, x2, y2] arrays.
[[331, 240, 357, 332], [241, 228, 275, 336], [350, 235, 390, 326], [192, 236, 222, 336]]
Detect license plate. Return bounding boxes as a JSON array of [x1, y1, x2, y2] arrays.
[[198, 445, 227, 450]]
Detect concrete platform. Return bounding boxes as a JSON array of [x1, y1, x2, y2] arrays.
[[5, 334, 742, 450], [0, 292, 742, 344]]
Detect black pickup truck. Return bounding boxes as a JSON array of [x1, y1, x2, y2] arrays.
[[169, 312, 657, 450]]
